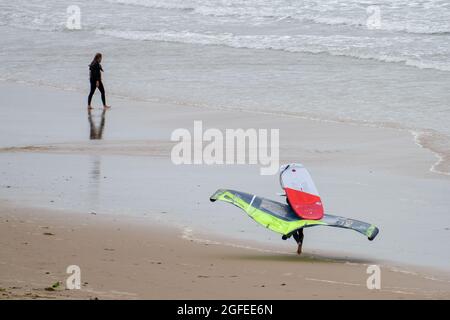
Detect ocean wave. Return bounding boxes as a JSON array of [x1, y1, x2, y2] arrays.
[[3, 0, 450, 36], [96, 29, 450, 72], [104, 0, 450, 35], [300, 16, 450, 35], [104, 0, 196, 11], [0, 5, 75, 33]]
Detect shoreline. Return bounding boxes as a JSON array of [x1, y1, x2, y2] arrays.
[[0, 78, 448, 177]]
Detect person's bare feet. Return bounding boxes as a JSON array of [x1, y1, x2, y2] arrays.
[[103, 105, 111, 109], [88, 105, 93, 110], [297, 242, 303, 255]]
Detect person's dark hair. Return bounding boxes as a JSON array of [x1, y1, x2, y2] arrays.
[[90, 53, 102, 66]]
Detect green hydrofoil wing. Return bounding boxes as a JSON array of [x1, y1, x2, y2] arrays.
[[210, 189, 379, 241]]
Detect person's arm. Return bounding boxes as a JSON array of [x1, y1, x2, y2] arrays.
[[98, 64, 103, 86], [93, 63, 101, 87]]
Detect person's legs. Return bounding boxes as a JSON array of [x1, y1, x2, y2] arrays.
[[292, 229, 304, 255], [88, 81, 96, 108], [97, 81, 107, 107]]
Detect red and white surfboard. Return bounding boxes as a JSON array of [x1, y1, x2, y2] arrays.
[[280, 163, 324, 220]]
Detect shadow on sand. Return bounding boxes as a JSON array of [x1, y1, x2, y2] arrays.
[[223, 252, 376, 265]]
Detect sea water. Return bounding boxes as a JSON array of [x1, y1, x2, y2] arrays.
[[0, 1, 449, 175]]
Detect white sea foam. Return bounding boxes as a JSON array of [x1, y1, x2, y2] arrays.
[[411, 130, 450, 176], [96, 29, 450, 72], [105, 0, 450, 35]]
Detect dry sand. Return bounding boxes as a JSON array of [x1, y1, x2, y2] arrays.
[[1, 203, 450, 300]]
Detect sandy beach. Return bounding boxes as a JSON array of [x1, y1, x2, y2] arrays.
[[1, 203, 450, 300], [1, 81, 450, 299], [2, 0, 450, 302]]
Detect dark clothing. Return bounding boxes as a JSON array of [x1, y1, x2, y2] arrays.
[[89, 61, 103, 82], [293, 229, 304, 245], [88, 80, 106, 106], [282, 228, 304, 244]]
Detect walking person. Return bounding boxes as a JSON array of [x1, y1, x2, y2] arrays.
[[87, 53, 110, 110]]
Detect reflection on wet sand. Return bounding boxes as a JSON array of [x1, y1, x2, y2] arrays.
[[88, 155, 102, 212], [88, 109, 107, 211], [88, 109, 106, 140]]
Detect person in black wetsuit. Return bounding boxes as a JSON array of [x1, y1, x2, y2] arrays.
[[88, 53, 110, 110]]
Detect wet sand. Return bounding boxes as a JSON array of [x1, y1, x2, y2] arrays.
[[1, 81, 450, 299], [1, 204, 450, 299]]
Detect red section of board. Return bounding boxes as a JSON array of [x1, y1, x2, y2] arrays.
[[285, 188, 324, 220]]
